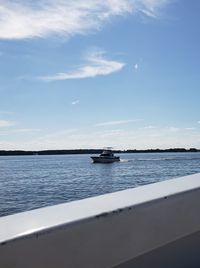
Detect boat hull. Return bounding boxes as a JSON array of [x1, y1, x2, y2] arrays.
[[91, 156, 120, 163]]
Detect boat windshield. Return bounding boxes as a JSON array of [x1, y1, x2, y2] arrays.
[[100, 150, 113, 157]]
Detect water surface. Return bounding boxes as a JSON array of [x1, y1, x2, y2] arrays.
[[1, 152, 200, 217]]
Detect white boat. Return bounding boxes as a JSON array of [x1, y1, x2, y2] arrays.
[[91, 148, 120, 163]]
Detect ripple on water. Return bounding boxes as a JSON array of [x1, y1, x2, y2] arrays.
[[1, 152, 200, 216]]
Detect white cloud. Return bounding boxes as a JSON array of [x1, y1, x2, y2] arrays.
[[138, 0, 170, 17], [134, 63, 139, 71], [40, 50, 125, 81], [0, 128, 41, 136], [184, 127, 195, 131], [37, 129, 78, 140], [95, 119, 142, 127], [1, 124, 200, 150], [72, 100, 80, 105], [27, 126, 200, 150], [0, 0, 171, 40], [0, 120, 15, 128], [167, 127, 180, 132], [14, 128, 41, 133], [143, 125, 156, 129]]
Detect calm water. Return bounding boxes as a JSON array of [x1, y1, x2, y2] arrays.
[[1, 152, 200, 217]]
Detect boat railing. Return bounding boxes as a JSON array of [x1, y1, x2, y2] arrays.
[[1, 173, 200, 267]]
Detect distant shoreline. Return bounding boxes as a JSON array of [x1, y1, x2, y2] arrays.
[[0, 148, 199, 156]]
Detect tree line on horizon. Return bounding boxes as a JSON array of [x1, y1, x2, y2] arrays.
[[0, 148, 199, 156]]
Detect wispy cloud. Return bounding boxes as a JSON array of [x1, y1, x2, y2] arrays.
[[0, 128, 41, 136], [143, 125, 156, 129], [134, 63, 139, 71], [1, 123, 200, 150], [184, 127, 195, 131], [40, 50, 125, 81], [14, 128, 41, 133], [167, 127, 180, 132], [0, 120, 15, 128], [72, 100, 80, 105], [0, 111, 13, 115], [0, 0, 171, 40], [37, 129, 78, 140], [95, 119, 142, 127]]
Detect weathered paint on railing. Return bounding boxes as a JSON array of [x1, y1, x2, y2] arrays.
[[1, 173, 200, 267]]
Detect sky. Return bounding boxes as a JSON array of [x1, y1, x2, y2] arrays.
[[0, 0, 200, 150]]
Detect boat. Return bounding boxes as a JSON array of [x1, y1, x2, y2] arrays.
[[91, 148, 120, 163]]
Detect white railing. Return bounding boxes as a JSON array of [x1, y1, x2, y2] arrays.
[[1, 173, 200, 268]]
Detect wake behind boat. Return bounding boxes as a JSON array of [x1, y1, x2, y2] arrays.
[[91, 148, 120, 163]]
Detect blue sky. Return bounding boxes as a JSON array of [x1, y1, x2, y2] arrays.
[[0, 0, 200, 150]]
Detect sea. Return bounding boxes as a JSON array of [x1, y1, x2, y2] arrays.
[[1, 152, 200, 217]]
